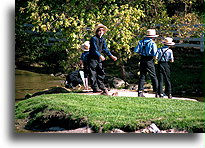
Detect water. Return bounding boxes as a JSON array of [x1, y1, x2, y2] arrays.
[[15, 69, 65, 100]]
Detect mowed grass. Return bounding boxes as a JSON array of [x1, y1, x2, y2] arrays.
[[15, 93, 205, 133]]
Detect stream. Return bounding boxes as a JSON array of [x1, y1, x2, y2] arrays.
[[15, 69, 65, 100]]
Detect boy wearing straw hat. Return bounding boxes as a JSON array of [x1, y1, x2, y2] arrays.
[[80, 41, 90, 90], [88, 24, 117, 95], [134, 29, 159, 97], [156, 37, 175, 98]]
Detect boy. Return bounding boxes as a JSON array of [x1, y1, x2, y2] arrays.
[[88, 24, 117, 95], [156, 37, 175, 98], [134, 29, 159, 97], [80, 41, 90, 90]]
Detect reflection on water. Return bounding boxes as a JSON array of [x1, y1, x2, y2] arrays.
[[15, 69, 64, 100]]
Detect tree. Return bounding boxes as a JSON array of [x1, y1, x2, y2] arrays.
[[16, 0, 204, 75]]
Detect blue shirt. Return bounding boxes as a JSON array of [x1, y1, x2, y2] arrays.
[[156, 46, 174, 62], [80, 51, 89, 63], [134, 37, 158, 56], [89, 36, 112, 59]]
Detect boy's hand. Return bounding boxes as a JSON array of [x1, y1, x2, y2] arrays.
[[100, 55, 106, 61], [111, 55, 117, 61]]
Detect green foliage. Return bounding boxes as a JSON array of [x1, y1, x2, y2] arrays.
[[16, 0, 204, 73], [15, 93, 205, 132], [171, 48, 203, 98], [98, 4, 145, 63]]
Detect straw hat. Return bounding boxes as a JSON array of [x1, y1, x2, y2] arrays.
[[94, 24, 108, 34], [162, 37, 175, 45], [81, 41, 90, 51], [146, 29, 159, 37]]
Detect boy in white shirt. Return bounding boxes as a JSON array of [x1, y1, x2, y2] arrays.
[[156, 37, 175, 98]]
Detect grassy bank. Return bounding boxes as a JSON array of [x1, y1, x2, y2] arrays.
[[15, 93, 204, 133]]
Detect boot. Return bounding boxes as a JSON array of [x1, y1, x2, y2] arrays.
[[101, 89, 109, 96], [168, 94, 172, 99], [93, 88, 102, 93], [138, 91, 145, 97], [159, 94, 164, 98], [155, 93, 159, 98]]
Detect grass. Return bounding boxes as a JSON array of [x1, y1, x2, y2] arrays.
[[15, 93, 205, 133]]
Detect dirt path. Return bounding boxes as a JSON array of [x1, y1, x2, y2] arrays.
[[79, 89, 198, 102]]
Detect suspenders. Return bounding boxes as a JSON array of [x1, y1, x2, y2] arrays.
[[141, 40, 151, 56], [96, 37, 105, 53], [159, 48, 169, 62]]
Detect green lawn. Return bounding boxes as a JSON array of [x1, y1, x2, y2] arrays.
[[15, 93, 205, 133]]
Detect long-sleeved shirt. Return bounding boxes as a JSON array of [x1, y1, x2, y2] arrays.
[[89, 35, 112, 60], [156, 46, 174, 62], [80, 51, 89, 63], [134, 37, 158, 56]]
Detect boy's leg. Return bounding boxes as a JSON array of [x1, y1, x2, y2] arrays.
[[84, 78, 89, 90], [138, 61, 147, 97], [163, 63, 172, 98], [84, 64, 89, 90], [147, 60, 158, 97], [96, 62, 106, 91], [89, 59, 100, 92], [158, 64, 164, 97]]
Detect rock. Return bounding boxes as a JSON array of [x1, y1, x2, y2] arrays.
[[54, 72, 62, 76], [111, 129, 125, 133], [112, 77, 126, 88], [141, 123, 161, 133], [144, 83, 152, 89], [105, 76, 127, 88], [127, 84, 138, 90], [148, 123, 160, 133]]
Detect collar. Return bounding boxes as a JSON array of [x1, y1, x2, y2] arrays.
[[96, 35, 103, 39], [144, 37, 152, 41], [162, 46, 169, 48]]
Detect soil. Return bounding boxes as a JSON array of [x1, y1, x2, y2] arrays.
[[33, 127, 188, 133]]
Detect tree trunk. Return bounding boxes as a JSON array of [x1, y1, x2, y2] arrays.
[[120, 64, 127, 88]]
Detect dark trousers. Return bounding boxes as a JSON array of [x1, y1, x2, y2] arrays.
[[83, 63, 89, 78], [138, 56, 158, 92], [89, 59, 106, 91], [158, 62, 171, 95]]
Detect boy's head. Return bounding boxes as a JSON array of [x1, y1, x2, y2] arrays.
[[162, 37, 175, 46], [94, 24, 108, 37], [81, 41, 90, 51]]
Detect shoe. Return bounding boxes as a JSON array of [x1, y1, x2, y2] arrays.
[[101, 89, 109, 96], [155, 93, 159, 98], [93, 89, 102, 93], [138, 92, 145, 97], [159, 94, 164, 98], [168, 94, 172, 99]]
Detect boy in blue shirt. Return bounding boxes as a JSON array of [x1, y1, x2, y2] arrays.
[[134, 29, 159, 97], [89, 24, 117, 95], [156, 37, 175, 98], [80, 41, 90, 90]]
